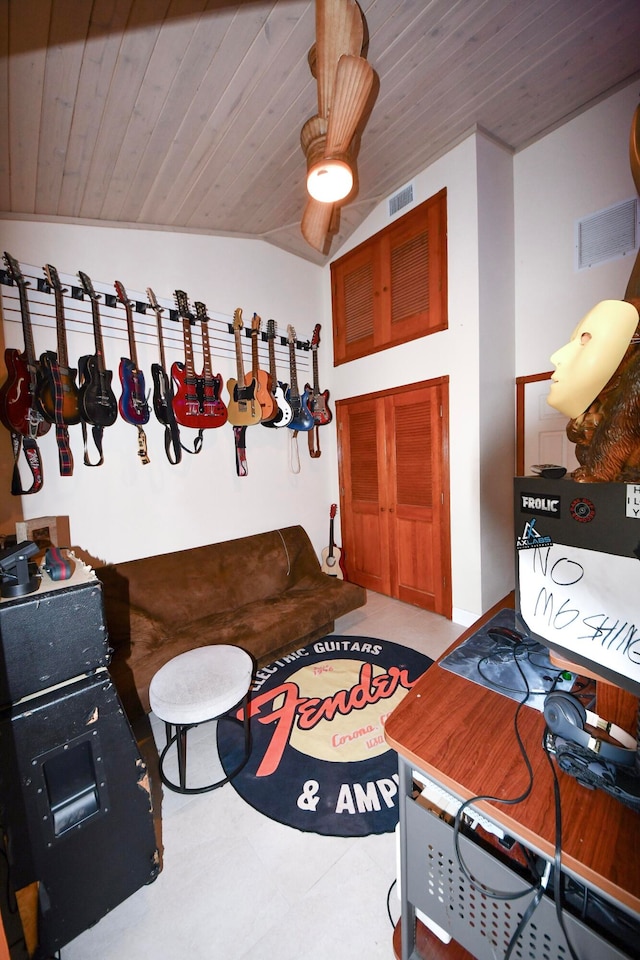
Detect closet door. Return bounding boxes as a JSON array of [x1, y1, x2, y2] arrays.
[[337, 378, 451, 616], [337, 395, 391, 594]]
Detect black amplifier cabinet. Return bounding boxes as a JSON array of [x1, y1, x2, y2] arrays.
[[0, 579, 109, 706], [0, 671, 159, 957]]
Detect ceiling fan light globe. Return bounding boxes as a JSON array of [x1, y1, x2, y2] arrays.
[[307, 158, 353, 203]]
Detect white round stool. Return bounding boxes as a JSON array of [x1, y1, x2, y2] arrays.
[[149, 645, 254, 794]]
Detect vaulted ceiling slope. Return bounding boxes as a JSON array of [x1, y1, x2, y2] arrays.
[[1, 0, 639, 265]]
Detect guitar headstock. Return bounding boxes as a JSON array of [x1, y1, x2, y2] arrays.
[[233, 308, 243, 332], [287, 324, 297, 344], [330, 503, 337, 519], [146, 287, 163, 314], [311, 324, 321, 349], [3, 252, 26, 287], [266, 318, 277, 341], [114, 280, 132, 307], [43, 263, 65, 293], [78, 270, 99, 301], [194, 301, 208, 323], [174, 289, 193, 321], [251, 312, 262, 334]]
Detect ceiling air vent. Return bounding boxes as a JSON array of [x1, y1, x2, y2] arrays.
[[388, 182, 414, 218], [576, 197, 639, 270]]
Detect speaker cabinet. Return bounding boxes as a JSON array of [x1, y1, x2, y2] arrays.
[[0, 672, 159, 957], [0, 580, 109, 706]]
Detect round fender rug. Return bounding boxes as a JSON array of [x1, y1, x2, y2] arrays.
[[217, 636, 432, 837]]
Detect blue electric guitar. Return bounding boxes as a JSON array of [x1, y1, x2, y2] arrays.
[[115, 280, 150, 426], [285, 325, 313, 432]]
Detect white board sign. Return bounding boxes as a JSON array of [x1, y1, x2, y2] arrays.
[[518, 541, 640, 690]]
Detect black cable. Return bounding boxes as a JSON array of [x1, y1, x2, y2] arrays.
[[386, 877, 397, 928], [543, 732, 581, 960], [453, 642, 541, 901]]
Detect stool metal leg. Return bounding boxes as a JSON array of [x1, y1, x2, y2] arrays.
[[177, 725, 187, 791]]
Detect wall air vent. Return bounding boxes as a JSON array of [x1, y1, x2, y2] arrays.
[[388, 182, 414, 218], [576, 197, 639, 270]]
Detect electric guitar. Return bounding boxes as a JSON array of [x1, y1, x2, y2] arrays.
[[262, 319, 293, 428], [147, 287, 182, 462], [247, 313, 277, 422], [115, 281, 150, 426], [285, 325, 314, 431], [0, 252, 51, 438], [171, 290, 222, 430], [226, 308, 262, 426], [77, 271, 118, 427], [320, 504, 345, 579], [193, 300, 228, 427], [305, 324, 332, 426], [39, 263, 81, 425]]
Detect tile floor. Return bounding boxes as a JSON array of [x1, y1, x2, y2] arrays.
[[61, 592, 465, 960]]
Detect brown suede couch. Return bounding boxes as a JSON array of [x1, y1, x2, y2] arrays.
[[96, 525, 366, 717]]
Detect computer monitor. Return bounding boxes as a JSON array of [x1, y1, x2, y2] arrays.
[[514, 476, 640, 698]]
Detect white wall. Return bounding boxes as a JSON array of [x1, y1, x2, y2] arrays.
[[514, 81, 640, 377], [325, 136, 491, 623], [0, 221, 331, 564]]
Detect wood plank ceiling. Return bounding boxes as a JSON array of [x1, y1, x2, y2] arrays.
[[1, 0, 639, 265]]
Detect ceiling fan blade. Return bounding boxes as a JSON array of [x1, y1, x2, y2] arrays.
[[301, 197, 336, 252], [325, 54, 374, 157], [316, 0, 365, 119]]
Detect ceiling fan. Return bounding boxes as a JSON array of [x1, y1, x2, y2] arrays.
[[300, 0, 375, 254]]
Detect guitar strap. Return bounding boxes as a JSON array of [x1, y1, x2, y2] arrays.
[[233, 426, 248, 476], [137, 426, 150, 465], [81, 421, 106, 467], [180, 428, 204, 456], [308, 425, 322, 459], [41, 354, 74, 476], [289, 430, 301, 474], [163, 417, 182, 465], [10, 432, 44, 495]]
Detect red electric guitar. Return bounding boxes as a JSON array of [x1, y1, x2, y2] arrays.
[[305, 323, 332, 426], [0, 252, 51, 438], [320, 504, 346, 579], [172, 290, 224, 430], [194, 300, 228, 427]]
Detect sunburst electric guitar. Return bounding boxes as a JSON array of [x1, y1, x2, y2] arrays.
[[247, 313, 277, 422], [226, 308, 262, 426], [39, 263, 81, 424]]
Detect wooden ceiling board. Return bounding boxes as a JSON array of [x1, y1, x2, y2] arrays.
[[1, 0, 639, 263]]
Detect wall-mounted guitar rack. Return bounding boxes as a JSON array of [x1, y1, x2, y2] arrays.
[[0, 262, 312, 378]]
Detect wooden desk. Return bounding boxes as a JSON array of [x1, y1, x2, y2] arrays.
[[385, 597, 640, 960]]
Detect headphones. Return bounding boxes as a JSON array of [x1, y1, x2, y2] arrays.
[[543, 692, 637, 767]]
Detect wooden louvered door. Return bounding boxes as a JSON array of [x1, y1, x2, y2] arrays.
[[337, 377, 451, 616]]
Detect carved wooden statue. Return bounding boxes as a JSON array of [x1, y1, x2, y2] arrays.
[[547, 105, 640, 482]]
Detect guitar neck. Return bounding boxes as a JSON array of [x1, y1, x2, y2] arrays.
[[328, 518, 335, 557], [146, 288, 167, 370], [288, 339, 299, 396], [235, 327, 246, 382], [90, 300, 107, 374], [181, 317, 197, 379], [124, 304, 139, 367], [201, 322, 214, 380], [312, 347, 320, 396], [251, 329, 260, 374], [52, 285, 70, 366], [16, 279, 36, 365]]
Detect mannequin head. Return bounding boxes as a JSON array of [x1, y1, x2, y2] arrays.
[[547, 300, 639, 419]]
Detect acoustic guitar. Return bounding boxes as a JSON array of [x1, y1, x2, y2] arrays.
[[194, 300, 228, 427], [262, 318, 293, 428], [115, 280, 150, 426], [77, 271, 118, 427], [247, 313, 277, 422], [285, 325, 314, 432], [226, 308, 262, 426], [0, 252, 51, 438], [321, 504, 345, 579], [39, 263, 81, 424]]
